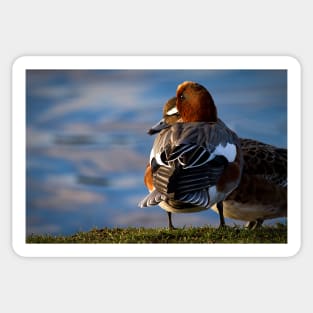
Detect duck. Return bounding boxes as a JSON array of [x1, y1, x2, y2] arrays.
[[147, 97, 180, 135], [146, 96, 287, 229], [139, 81, 243, 229], [212, 138, 287, 229]]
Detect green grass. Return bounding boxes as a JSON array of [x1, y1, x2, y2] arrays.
[[27, 224, 287, 244]]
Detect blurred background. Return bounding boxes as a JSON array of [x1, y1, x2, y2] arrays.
[[26, 69, 287, 236]]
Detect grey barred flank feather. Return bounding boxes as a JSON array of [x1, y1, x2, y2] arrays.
[[156, 120, 240, 150]]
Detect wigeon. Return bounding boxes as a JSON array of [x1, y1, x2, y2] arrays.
[[139, 81, 243, 229], [212, 138, 287, 229], [147, 96, 287, 229]]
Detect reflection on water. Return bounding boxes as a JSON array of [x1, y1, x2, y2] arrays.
[[26, 69, 287, 235], [54, 134, 96, 145]]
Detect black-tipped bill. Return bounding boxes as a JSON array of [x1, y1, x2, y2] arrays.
[[147, 118, 170, 135]]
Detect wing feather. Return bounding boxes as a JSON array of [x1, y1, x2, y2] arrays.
[[240, 138, 287, 187], [145, 120, 241, 208]]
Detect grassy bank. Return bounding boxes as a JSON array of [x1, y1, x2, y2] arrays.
[[27, 224, 287, 244]]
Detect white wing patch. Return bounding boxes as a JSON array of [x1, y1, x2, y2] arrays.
[[209, 142, 237, 162]]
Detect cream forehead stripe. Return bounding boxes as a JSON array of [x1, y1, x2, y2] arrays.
[[166, 106, 178, 116]]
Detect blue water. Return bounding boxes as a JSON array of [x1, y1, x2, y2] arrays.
[[26, 69, 287, 235]]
